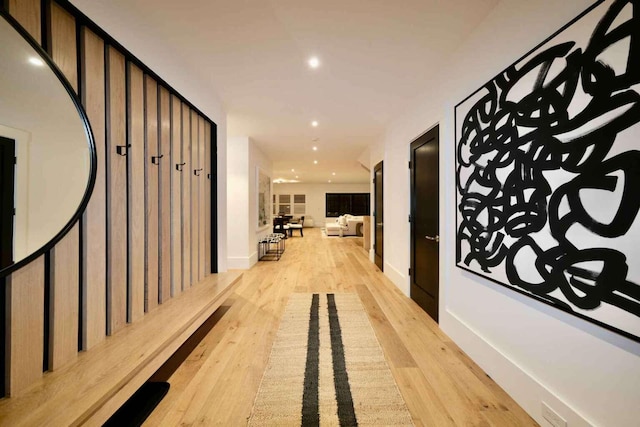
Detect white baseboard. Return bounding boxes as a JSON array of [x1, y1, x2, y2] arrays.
[[248, 251, 258, 267], [384, 262, 409, 296], [442, 310, 593, 427], [227, 256, 252, 270]]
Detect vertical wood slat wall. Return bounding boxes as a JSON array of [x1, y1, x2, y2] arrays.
[[204, 122, 212, 276], [145, 76, 159, 313], [182, 103, 192, 290], [106, 47, 128, 335], [80, 25, 107, 352], [2, 0, 216, 396], [191, 111, 199, 285], [48, 2, 79, 370], [159, 88, 171, 303], [5, 0, 45, 397], [128, 63, 145, 323], [171, 96, 183, 296], [198, 118, 206, 282]]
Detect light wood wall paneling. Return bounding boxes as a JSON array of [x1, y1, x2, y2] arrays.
[[204, 121, 211, 276], [145, 76, 159, 312], [171, 95, 183, 296], [47, 2, 79, 368], [7, 0, 40, 43], [6, 257, 44, 396], [48, 227, 79, 370], [159, 87, 171, 303], [106, 46, 128, 335], [5, 0, 43, 398], [181, 103, 192, 289], [198, 116, 205, 282], [80, 27, 107, 350], [128, 63, 145, 322], [190, 110, 199, 284], [48, 2, 77, 91]]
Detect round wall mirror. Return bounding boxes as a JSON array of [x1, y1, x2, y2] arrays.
[[0, 12, 95, 276]]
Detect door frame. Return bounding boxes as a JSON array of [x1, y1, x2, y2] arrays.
[[410, 124, 440, 321], [373, 161, 383, 271]]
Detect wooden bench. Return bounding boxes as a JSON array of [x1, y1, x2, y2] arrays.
[[0, 271, 243, 426]]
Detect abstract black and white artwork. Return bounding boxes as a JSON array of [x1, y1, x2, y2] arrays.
[[455, 0, 640, 341]]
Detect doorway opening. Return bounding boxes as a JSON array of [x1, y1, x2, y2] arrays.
[[0, 136, 16, 270], [374, 161, 383, 271]]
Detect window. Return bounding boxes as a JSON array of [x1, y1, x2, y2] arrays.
[[276, 194, 291, 215], [280, 204, 291, 215], [325, 193, 370, 217], [274, 193, 306, 216], [293, 194, 305, 215]]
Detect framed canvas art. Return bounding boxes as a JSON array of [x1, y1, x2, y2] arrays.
[[257, 167, 271, 229], [454, 0, 640, 341]]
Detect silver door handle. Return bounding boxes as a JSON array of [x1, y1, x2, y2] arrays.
[[376, 223, 383, 226], [425, 235, 439, 242]]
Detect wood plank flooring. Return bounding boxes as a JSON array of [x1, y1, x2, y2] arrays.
[[146, 228, 537, 426]]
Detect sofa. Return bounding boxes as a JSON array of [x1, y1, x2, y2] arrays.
[[326, 214, 364, 237]]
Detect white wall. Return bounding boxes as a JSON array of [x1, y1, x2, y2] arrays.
[[227, 136, 272, 269], [248, 138, 273, 265], [227, 137, 249, 269], [381, 1, 640, 426], [70, 0, 229, 271], [274, 182, 370, 228]]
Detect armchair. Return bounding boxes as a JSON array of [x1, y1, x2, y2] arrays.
[[287, 216, 304, 236]]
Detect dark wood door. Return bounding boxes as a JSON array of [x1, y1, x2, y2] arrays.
[[410, 126, 439, 322], [0, 137, 16, 270], [374, 161, 383, 271]]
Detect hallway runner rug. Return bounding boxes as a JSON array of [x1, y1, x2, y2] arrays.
[[248, 293, 414, 426]]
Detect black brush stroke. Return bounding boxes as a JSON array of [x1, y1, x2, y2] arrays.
[[327, 294, 358, 427], [301, 294, 320, 426]]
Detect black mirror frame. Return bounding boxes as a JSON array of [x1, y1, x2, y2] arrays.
[[0, 9, 97, 278]]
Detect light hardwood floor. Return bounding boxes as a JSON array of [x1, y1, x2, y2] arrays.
[[146, 228, 538, 426]]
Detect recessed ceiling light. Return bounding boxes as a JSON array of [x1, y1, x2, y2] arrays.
[[291, 168, 295, 172], [295, 175, 299, 179], [311, 120, 318, 127], [29, 57, 44, 67], [312, 146, 318, 151], [308, 56, 320, 69], [314, 160, 318, 164], [332, 172, 336, 176], [328, 180, 332, 183]]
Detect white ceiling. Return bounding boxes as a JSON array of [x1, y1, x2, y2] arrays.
[[72, 0, 498, 183]]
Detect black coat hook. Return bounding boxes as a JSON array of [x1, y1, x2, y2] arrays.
[[151, 154, 164, 165], [176, 162, 186, 171], [194, 168, 203, 176], [116, 144, 131, 156]]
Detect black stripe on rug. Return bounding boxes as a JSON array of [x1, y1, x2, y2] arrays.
[[327, 294, 358, 427], [302, 293, 320, 426]]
